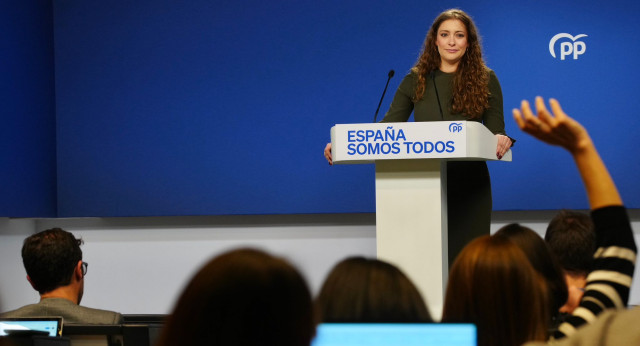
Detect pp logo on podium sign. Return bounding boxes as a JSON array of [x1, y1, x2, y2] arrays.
[[449, 122, 463, 133], [549, 33, 588, 60]]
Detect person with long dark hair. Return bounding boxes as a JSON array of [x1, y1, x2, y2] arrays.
[[495, 224, 569, 333], [315, 256, 432, 323], [156, 248, 315, 346], [443, 235, 550, 346], [324, 9, 513, 264]]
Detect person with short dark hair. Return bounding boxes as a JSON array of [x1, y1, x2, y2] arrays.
[[315, 257, 432, 323], [546, 210, 596, 276], [545, 210, 596, 313], [1, 228, 122, 324], [156, 248, 315, 346]]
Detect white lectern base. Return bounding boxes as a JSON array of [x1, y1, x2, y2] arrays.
[[330, 121, 512, 320], [375, 159, 448, 319]]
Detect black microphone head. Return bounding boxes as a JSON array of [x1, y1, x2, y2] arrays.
[[388, 70, 395, 78]]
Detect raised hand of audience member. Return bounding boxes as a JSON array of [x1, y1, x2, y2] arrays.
[[512, 97, 590, 154]]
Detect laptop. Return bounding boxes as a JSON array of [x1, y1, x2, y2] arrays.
[[0, 317, 63, 337], [311, 323, 477, 346]]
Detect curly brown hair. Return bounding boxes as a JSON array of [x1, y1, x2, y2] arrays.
[[413, 9, 489, 119]]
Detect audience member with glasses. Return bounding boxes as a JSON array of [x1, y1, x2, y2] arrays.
[[0, 228, 122, 324]]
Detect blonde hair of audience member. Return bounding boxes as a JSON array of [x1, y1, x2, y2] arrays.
[[156, 248, 315, 346], [315, 257, 432, 323], [442, 235, 550, 346]]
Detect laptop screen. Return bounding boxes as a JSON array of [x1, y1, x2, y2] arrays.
[[0, 317, 63, 337], [311, 323, 477, 346]]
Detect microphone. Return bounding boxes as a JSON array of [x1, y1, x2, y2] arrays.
[[430, 70, 444, 120], [373, 69, 395, 123]]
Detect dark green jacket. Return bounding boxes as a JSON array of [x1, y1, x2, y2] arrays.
[[380, 69, 506, 136]]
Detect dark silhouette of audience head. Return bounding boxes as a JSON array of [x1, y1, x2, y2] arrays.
[[315, 256, 432, 323], [443, 235, 549, 346], [156, 248, 315, 346], [545, 210, 596, 277], [22, 228, 84, 297], [495, 224, 568, 319]]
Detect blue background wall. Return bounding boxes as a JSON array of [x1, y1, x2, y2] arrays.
[[2, 0, 639, 217], [0, 1, 56, 217]]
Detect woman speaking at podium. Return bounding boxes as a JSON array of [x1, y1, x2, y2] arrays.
[[324, 9, 513, 265]]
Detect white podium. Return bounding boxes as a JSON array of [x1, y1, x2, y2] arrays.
[[330, 121, 511, 318]]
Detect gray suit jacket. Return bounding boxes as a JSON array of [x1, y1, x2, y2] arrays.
[[1, 298, 122, 324]]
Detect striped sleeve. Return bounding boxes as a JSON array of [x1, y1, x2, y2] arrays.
[[552, 206, 637, 340]]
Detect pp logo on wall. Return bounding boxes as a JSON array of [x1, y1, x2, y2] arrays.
[[549, 33, 588, 60]]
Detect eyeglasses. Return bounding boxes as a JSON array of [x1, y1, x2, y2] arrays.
[[81, 262, 89, 276]]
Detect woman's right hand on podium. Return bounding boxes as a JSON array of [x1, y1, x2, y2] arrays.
[[324, 143, 333, 165]]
